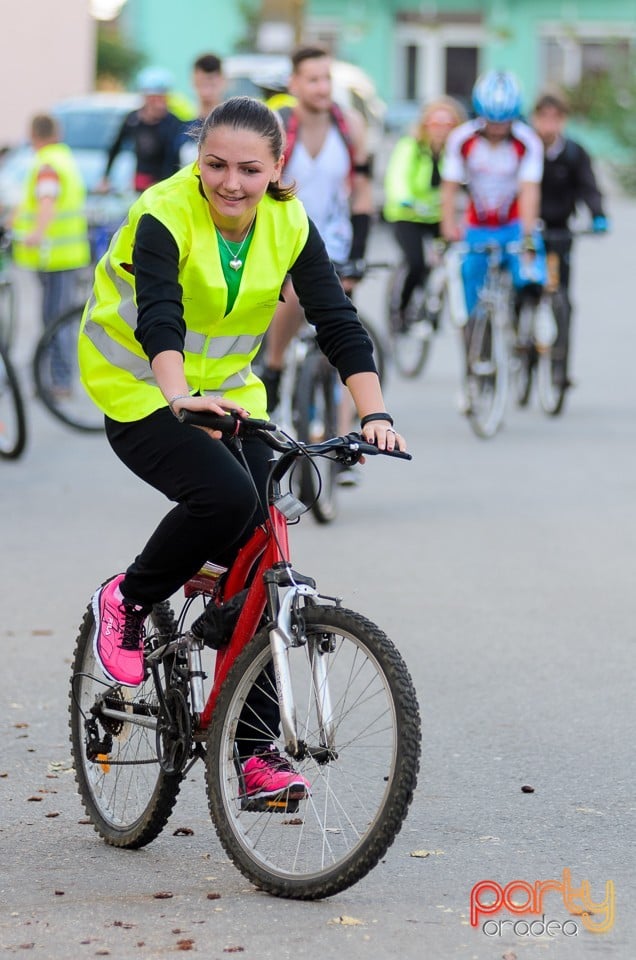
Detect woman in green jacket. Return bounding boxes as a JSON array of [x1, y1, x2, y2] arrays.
[[383, 97, 464, 326]]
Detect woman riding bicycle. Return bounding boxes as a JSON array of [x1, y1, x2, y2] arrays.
[[78, 96, 404, 794], [383, 97, 464, 330]]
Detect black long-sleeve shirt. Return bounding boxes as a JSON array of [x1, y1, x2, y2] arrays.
[[104, 109, 185, 184], [132, 213, 377, 383], [540, 136, 606, 228]]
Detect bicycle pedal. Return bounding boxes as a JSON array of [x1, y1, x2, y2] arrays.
[[241, 794, 301, 813], [472, 360, 496, 376]]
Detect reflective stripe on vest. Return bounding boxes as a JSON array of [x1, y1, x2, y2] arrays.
[[79, 165, 309, 422], [12, 143, 90, 271]]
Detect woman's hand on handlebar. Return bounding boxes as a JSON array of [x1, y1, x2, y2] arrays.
[[170, 395, 250, 439], [360, 420, 406, 455]]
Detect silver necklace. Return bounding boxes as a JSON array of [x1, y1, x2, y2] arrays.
[[216, 216, 255, 271]]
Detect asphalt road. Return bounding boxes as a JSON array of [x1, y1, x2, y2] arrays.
[[1, 192, 634, 960]]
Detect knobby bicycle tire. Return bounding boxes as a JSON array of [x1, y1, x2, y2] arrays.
[[205, 604, 421, 899], [386, 264, 433, 379], [537, 291, 568, 417], [0, 340, 27, 460], [295, 349, 340, 523], [33, 305, 104, 433], [69, 598, 184, 848], [465, 303, 509, 439]]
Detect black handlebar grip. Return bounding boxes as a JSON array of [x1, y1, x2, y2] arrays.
[[177, 410, 277, 433]]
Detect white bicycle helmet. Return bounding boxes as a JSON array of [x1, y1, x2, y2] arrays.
[[472, 70, 522, 122], [136, 66, 174, 94]]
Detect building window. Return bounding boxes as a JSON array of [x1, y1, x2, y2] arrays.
[[405, 44, 418, 100]]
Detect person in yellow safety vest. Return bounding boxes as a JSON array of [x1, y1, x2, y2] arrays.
[[13, 113, 90, 394], [383, 97, 465, 331], [79, 96, 405, 793]]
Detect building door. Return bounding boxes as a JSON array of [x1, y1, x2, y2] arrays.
[[445, 46, 478, 107]]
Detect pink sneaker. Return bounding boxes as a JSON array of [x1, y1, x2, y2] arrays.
[[242, 745, 311, 800], [92, 575, 148, 687]]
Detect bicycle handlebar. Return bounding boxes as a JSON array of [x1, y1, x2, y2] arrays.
[[177, 410, 412, 461]]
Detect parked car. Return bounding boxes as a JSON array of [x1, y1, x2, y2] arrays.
[[0, 92, 139, 214], [222, 54, 387, 162]]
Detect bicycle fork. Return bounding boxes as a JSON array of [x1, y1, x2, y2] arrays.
[[268, 583, 337, 761]]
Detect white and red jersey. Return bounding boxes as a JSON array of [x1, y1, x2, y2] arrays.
[[443, 118, 543, 226]]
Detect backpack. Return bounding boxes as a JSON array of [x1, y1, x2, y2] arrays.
[[278, 103, 356, 175]]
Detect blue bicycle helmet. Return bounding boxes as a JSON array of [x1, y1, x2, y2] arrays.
[[136, 66, 174, 94], [472, 70, 522, 122]]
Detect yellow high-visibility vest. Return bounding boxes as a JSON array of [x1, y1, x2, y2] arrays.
[[79, 164, 309, 421], [13, 143, 90, 271]]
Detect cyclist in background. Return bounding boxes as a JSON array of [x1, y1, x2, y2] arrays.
[[179, 53, 227, 166], [259, 45, 374, 415], [441, 69, 547, 322], [531, 89, 608, 387], [12, 113, 90, 394], [383, 96, 465, 331], [99, 66, 185, 194], [78, 97, 403, 799]]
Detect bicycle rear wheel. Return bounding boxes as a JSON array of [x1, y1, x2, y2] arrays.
[[205, 604, 421, 899], [295, 349, 339, 523], [537, 291, 568, 417], [69, 598, 184, 848], [465, 304, 508, 439], [33, 305, 104, 432], [0, 341, 27, 460], [386, 265, 433, 379]]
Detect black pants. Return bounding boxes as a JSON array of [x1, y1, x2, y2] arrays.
[[544, 232, 573, 368], [106, 407, 273, 605], [106, 407, 276, 756], [393, 220, 439, 312]]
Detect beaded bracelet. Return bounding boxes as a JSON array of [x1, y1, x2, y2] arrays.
[[360, 412, 394, 428], [168, 394, 192, 416]]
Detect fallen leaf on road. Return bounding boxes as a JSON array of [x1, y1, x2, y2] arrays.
[[207, 892, 222, 900], [14, 722, 29, 729], [177, 940, 195, 951], [54, 890, 64, 896], [26, 796, 43, 802], [502, 952, 517, 960], [45, 812, 60, 818], [173, 827, 194, 836], [330, 915, 363, 926], [521, 785, 535, 793], [32, 629, 53, 636], [153, 891, 174, 899], [410, 849, 444, 857], [223, 948, 245, 953]]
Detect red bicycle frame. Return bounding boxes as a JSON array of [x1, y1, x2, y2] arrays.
[[193, 502, 291, 728]]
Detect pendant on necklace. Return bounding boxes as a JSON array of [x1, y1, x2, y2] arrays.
[[229, 257, 243, 271]]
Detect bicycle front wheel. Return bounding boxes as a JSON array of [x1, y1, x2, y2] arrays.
[[0, 341, 27, 460], [0, 275, 17, 350], [205, 604, 421, 899], [386, 265, 432, 379], [465, 304, 508, 439], [69, 599, 184, 848], [33, 305, 103, 432], [295, 350, 339, 524]]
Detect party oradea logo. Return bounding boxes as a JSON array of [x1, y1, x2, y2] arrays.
[[470, 868, 615, 937]]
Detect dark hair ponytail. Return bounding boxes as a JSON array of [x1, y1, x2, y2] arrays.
[[198, 96, 295, 200]]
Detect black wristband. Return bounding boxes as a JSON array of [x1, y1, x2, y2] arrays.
[[360, 412, 393, 428]]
